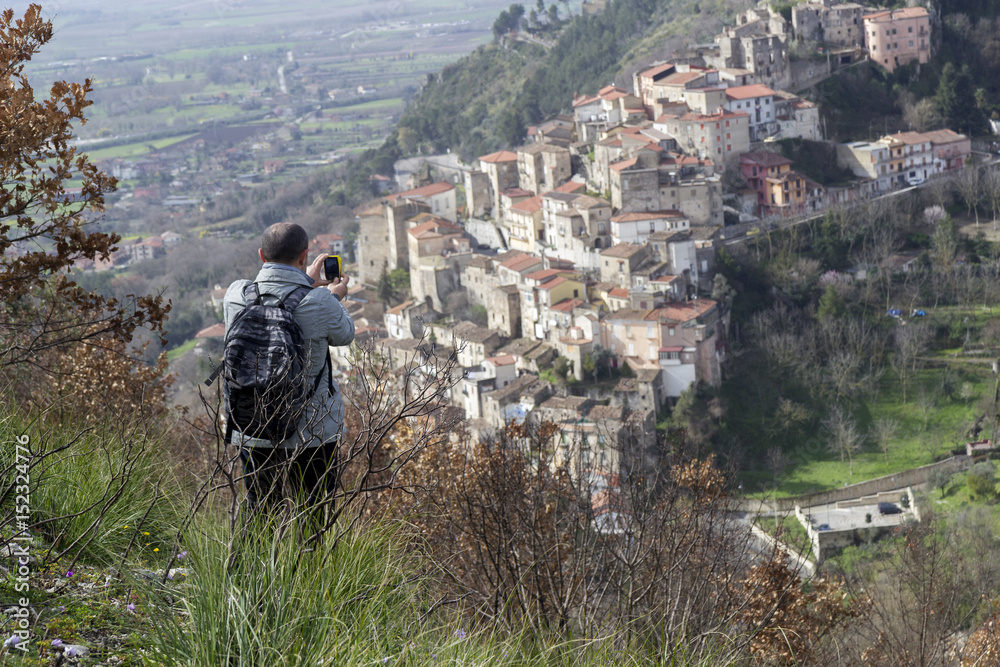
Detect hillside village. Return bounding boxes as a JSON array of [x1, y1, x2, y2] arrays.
[[33, 0, 981, 513], [297, 0, 978, 496]]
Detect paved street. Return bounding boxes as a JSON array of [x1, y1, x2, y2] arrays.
[[801, 491, 914, 532]]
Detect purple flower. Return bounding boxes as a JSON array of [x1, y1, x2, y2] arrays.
[[3, 635, 19, 648], [57, 605, 66, 613], [177, 551, 188, 560], [454, 628, 466, 639], [66, 646, 77, 657], [127, 603, 136, 612], [51, 639, 63, 647], [65, 571, 73, 577]]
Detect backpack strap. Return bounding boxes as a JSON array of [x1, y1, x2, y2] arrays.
[[279, 285, 311, 311], [242, 282, 263, 306]]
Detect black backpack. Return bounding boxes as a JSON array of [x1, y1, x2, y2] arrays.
[[207, 283, 331, 444]]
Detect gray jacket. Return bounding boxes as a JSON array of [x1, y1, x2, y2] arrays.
[[223, 263, 355, 448]]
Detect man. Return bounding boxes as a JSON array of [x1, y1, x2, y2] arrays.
[[223, 222, 354, 511]]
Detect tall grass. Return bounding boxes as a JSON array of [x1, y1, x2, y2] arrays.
[[0, 399, 185, 567], [147, 514, 744, 666]]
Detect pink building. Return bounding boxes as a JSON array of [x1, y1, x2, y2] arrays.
[[863, 7, 930, 73]]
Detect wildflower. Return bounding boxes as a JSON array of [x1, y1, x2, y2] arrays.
[[177, 551, 188, 560], [122, 525, 128, 529], [153, 548, 159, 552], [3, 635, 19, 648], [66, 571, 73, 577], [142, 532, 149, 536], [66, 646, 77, 657], [127, 603, 135, 612], [57, 605, 66, 613], [167, 572, 174, 580], [51, 639, 63, 647]]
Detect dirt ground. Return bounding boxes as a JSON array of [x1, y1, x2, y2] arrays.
[[955, 215, 1000, 241]]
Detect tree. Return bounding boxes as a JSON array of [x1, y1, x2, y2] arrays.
[[967, 461, 997, 499], [711, 273, 735, 305], [376, 264, 395, 305], [873, 417, 899, 465], [936, 63, 987, 135], [823, 405, 863, 475], [955, 163, 983, 225], [0, 6, 168, 372], [818, 283, 847, 322], [903, 97, 943, 132]]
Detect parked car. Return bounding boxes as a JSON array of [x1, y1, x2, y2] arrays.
[[878, 501, 902, 515]]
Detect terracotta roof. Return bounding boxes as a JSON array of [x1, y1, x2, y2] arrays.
[[386, 300, 414, 315], [388, 181, 454, 201], [536, 276, 567, 291], [725, 84, 775, 100], [486, 354, 517, 366], [525, 268, 565, 282], [611, 210, 684, 222], [195, 323, 225, 339], [550, 298, 584, 313], [740, 151, 793, 168], [500, 253, 543, 272], [609, 158, 639, 173], [922, 129, 968, 144], [572, 94, 600, 108], [646, 298, 717, 323], [605, 308, 650, 322], [501, 187, 534, 198], [510, 195, 543, 214], [478, 150, 518, 163], [608, 287, 629, 298], [601, 242, 645, 259], [659, 71, 706, 86], [588, 404, 623, 422], [571, 194, 610, 209], [887, 131, 931, 145], [408, 219, 462, 239], [640, 62, 675, 79], [554, 181, 586, 194], [863, 6, 928, 20]]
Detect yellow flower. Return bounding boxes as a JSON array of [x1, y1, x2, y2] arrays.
[[153, 548, 159, 552], [142, 532, 150, 536]]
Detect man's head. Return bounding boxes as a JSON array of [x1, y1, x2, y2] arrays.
[[260, 222, 309, 266]]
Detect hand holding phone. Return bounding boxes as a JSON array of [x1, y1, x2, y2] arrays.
[[323, 255, 341, 281]]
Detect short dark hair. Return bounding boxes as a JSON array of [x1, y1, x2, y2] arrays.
[[261, 223, 309, 263]]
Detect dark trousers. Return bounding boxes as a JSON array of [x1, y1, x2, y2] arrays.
[[238, 441, 339, 512]]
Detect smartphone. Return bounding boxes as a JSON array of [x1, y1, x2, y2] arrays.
[[323, 255, 341, 281]]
